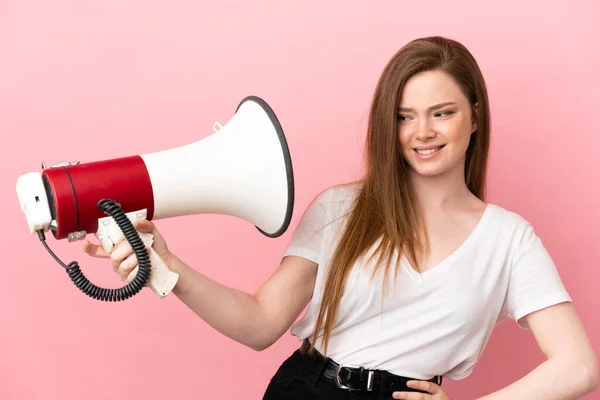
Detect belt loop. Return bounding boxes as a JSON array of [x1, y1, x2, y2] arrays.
[[303, 339, 328, 388], [309, 354, 328, 387], [379, 374, 388, 393]]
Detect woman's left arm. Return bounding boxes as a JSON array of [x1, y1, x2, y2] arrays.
[[477, 302, 598, 400]]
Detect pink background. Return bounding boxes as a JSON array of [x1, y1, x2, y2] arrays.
[[1, 1, 598, 399]]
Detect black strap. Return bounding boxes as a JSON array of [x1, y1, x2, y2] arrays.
[[301, 339, 443, 393], [323, 358, 440, 392]]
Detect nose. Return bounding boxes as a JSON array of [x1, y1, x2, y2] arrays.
[[415, 118, 436, 141]]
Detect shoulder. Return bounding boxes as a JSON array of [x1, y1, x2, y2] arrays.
[[486, 203, 543, 248], [297, 181, 363, 231], [321, 180, 363, 203], [488, 203, 529, 228], [315, 181, 363, 213]]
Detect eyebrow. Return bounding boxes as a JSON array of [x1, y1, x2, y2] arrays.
[[398, 102, 457, 113]]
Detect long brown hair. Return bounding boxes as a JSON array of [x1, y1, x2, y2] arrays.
[[307, 36, 491, 357]]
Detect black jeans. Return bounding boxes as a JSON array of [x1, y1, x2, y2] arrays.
[[262, 343, 439, 400]]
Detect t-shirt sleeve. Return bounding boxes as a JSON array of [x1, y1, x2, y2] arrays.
[[281, 190, 329, 265], [503, 222, 572, 330]]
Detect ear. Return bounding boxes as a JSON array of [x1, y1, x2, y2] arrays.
[[471, 102, 478, 134]]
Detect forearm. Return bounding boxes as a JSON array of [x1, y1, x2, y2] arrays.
[[169, 256, 274, 351], [476, 357, 598, 400]]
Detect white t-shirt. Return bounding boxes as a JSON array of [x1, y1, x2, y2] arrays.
[[282, 183, 572, 381]]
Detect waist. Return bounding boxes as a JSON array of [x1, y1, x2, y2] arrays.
[[299, 339, 442, 393]]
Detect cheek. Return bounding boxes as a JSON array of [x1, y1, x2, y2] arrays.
[[438, 120, 472, 146], [398, 127, 412, 151]]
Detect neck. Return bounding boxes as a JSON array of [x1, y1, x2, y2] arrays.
[[409, 160, 473, 210]]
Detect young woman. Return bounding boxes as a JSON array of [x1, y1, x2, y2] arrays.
[[83, 36, 598, 399]]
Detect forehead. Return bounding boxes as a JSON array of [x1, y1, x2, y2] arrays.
[[399, 70, 467, 108]]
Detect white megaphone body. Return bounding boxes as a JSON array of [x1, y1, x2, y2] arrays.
[[16, 95, 295, 302]]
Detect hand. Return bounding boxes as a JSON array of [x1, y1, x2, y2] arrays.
[[83, 219, 176, 283], [393, 380, 452, 399]]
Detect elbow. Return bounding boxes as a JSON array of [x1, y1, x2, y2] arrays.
[[248, 334, 277, 352], [250, 340, 274, 352], [576, 356, 599, 395], [251, 344, 267, 352], [584, 361, 599, 393], [249, 341, 266, 352]]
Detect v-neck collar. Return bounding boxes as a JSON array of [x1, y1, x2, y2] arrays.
[[402, 203, 497, 283]]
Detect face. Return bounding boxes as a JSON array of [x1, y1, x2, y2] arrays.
[[397, 70, 477, 178]]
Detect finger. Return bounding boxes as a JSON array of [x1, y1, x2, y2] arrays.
[[135, 219, 155, 233], [123, 265, 138, 283], [392, 392, 430, 399], [110, 241, 134, 268], [124, 247, 152, 284], [135, 219, 169, 251], [83, 240, 110, 258], [119, 246, 151, 281], [119, 252, 139, 277], [393, 380, 438, 399], [406, 380, 438, 394]]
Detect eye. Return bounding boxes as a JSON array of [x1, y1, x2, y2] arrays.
[[397, 115, 411, 122], [435, 111, 455, 118]]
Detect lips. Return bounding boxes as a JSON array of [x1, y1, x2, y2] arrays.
[[414, 145, 445, 155]]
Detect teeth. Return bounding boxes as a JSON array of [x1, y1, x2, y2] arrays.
[[416, 146, 442, 155]]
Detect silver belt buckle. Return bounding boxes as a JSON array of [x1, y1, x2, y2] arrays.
[[335, 364, 375, 391]]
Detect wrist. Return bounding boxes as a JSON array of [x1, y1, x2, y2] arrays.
[[165, 252, 181, 274], [168, 254, 190, 295]]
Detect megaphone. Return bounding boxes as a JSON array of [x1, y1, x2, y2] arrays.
[[16, 95, 295, 302]]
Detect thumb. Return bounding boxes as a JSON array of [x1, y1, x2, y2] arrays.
[[135, 219, 155, 233], [134, 219, 170, 256]]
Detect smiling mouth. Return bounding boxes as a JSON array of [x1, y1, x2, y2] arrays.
[[414, 145, 445, 155]]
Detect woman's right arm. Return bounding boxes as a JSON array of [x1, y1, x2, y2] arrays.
[[169, 253, 317, 351], [83, 218, 318, 352]]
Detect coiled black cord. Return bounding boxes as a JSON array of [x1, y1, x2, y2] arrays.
[[37, 198, 151, 302]]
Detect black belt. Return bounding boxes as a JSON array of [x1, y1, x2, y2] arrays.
[[300, 339, 442, 393]]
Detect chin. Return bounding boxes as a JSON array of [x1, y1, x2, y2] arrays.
[[412, 166, 448, 177], [402, 156, 448, 177]]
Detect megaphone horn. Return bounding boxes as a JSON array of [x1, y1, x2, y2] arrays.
[[16, 95, 295, 302]]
